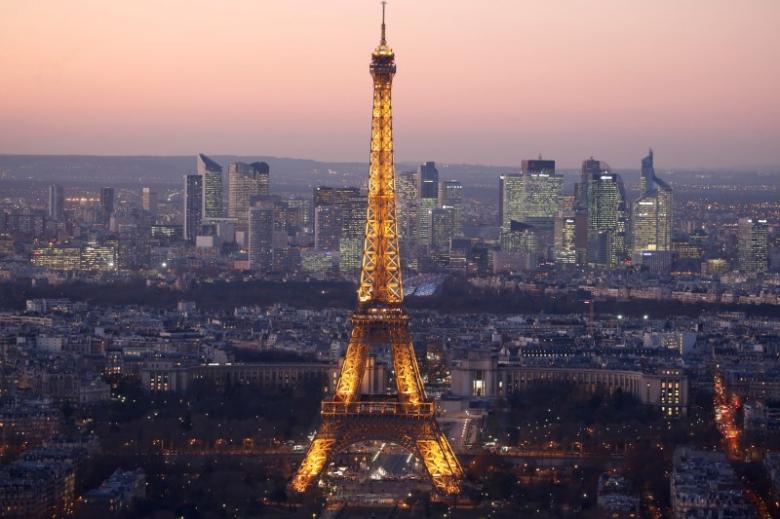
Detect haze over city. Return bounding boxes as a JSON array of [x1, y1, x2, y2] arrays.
[[1, 0, 779, 168]]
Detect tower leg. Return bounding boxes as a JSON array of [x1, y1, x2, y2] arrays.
[[333, 326, 368, 403], [416, 432, 464, 495], [291, 436, 336, 493], [390, 327, 425, 404]]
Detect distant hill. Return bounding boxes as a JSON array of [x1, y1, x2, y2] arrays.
[[0, 154, 541, 196], [1, 154, 778, 199]]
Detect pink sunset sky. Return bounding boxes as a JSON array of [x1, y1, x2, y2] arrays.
[[0, 0, 778, 168]]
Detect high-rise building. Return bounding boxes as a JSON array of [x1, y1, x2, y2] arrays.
[[738, 217, 768, 274], [574, 211, 589, 267], [313, 187, 361, 251], [574, 159, 601, 265], [314, 205, 342, 250], [284, 197, 312, 233], [430, 206, 455, 254], [577, 158, 602, 210], [554, 212, 577, 266], [497, 220, 540, 271], [417, 198, 437, 249], [228, 161, 270, 229], [313, 186, 360, 208], [338, 194, 368, 273], [248, 198, 275, 272], [503, 220, 538, 255], [439, 180, 464, 237], [518, 158, 562, 227], [142, 187, 157, 216], [183, 174, 203, 242], [506, 158, 563, 261], [417, 161, 439, 248], [99, 187, 114, 225], [396, 171, 420, 241], [420, 161, 439, 199], [584, 159, 627, 267], [498, 174, 523, 230], [499, 163, 562, 232], [631, 150, 672, 260], [48, 184, 64, 221], [196, 153, 224, 219]]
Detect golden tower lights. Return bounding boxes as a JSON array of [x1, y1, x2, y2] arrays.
[[291, 3, 464, 495]]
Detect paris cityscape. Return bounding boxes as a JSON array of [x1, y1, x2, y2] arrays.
[[1, 1, 780, 518]]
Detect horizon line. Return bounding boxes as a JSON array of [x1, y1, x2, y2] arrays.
[[0, 152, 778, 173]]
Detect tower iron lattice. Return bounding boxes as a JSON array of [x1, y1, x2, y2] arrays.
[[290, 4, 464, 496]]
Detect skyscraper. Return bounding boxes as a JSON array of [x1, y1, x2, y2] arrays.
[[313, 187, 361, 251], [584, 159, 627, 267], [142, 187, 157, 216], [314, 205, 340, 250], [228, 161, 270, 229], [396, 171, 420, 241], [498, 174, 523, 247], [313, 186, 360, 208], [430, 206, 455, 254], [48, 184, 64, 221], [738, 217, 768, 274], [420, 161, 439, 198], [499, 162, 561, 233], [183, 174, 203, 242], [418, 161, 439, 248], [439, 180, 464, 237], [631, 150, 672, 260], [196, 153, 224, 219], [248, 198, 275, 272], [574, 159, 600, 265], [577, 158, 602, 210], [518, 158, 562, 227], [503, 221, 538, 254], [554, 212, 577, 266], [284, 197, 312, 234], [338, 194, 368, 274], [99, 187, 114, 225]]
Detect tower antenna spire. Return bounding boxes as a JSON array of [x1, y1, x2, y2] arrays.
[[381, 1, 387, 45]]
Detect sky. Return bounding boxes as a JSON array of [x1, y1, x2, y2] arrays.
[[0, 0, 778, 169]]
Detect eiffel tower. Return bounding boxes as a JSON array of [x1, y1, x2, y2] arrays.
[[290, 3, 464, 496]]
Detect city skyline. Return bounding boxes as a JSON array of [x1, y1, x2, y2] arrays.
[[1, 0, 779, 169]]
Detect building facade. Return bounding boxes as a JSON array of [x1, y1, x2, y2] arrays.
[[48, 184, 64, 221], [99, 187, 114, 225], [584, 159, 627, 268], [197, 153, 224, 219], [738, 217, 768, 274], [248, 199, 275, 272], [395, 170, 420, 241], [554, 212, 577, 265], [141, 187, 157, 216], [183, 174, 203, 242], [450, 354, 688, 416], [227, 161, 270, 229], [439, 180, 464, 237], [631, 150, 672, 262]]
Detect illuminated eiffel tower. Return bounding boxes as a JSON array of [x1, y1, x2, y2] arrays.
[[291, 3, 464, 496]]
